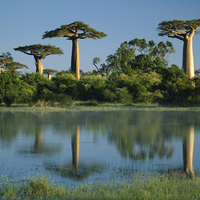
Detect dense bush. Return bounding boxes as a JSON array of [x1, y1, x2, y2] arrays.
[[0, 67, 198, 107], [0, 71, 21, 106]]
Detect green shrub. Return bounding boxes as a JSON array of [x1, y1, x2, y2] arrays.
[[56, 94, 72, 108], [115, 87, 132, 104]]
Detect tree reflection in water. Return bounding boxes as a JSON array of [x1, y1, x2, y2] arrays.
[[183, 125, 195, 177], [45, 125, 105, 182]]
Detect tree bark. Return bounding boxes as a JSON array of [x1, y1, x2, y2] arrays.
[[183, 125, 195, 177], [182, 32, 195, 79], [34, 56, 44, 74], [48, 74, 51, 80], [71, 38, 80, 80]]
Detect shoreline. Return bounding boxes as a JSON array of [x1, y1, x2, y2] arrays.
[[0, 103, 200, 112]]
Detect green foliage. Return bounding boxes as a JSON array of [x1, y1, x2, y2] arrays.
[[0, 52, 28, 73], [115, 87, 132, 104], [56, 93, 72, 108], [157, 19, 200, 37], [77, 75, 106, 101], [14, 44, 64, 59], [158, 65, 194, 104], [2, 173, 200, 200], [52, 71, 77, 96], [20, 72, 54, 104], [42, 21, 107, 40], [0, 71, 21, 106]]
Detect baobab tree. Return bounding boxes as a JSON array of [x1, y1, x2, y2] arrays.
[[42, 21, 107, 80], [14, 44, 64, 74], [157, 19, 200, 78], [43, 69, 58, 80]]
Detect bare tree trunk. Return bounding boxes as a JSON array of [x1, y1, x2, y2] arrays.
[[183, 125, 195, 177], [182, 32, 195, 79], [34, 57, 44, 74], [71, 38, 80, 80], [48, 74, 51, 80]]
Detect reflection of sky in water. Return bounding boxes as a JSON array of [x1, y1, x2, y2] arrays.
[[0, 111, 199, 186]]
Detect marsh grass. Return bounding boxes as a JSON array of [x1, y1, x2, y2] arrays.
[[1, 173, 200, 199], [1, 102, 200, 113]]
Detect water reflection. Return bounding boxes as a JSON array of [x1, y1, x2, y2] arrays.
[[183, 125, 194, 177], [0, 110, 200, 185], [45, 125, 105, 181]]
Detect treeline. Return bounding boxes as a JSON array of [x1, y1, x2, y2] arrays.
[[0, 64, 200, 107], [0, 39, 200, 107]]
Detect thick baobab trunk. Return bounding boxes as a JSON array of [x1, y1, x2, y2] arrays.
[[71, 38, 80, 80], [48, 73, 51, 80], [71, 125, 80, 172], [183, 125, 195, 177], [182, 32, 195, 79], [34, 57, 44, 74]]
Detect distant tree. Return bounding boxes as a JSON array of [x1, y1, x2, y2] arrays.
[[3, 62, 28, 72], [93, 57, 101, 71], [0, 52, 28, 73], [14, 44, 64, 74], [0, 52, 13, 73], [157, 19, 200, 78], [43, 69, 58, 80], [100, 39, 174, 76], [128, 38, 174, 68], [42, 21, 107, 80]]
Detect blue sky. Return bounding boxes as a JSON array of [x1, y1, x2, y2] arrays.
[[1, 0, 200, 74]]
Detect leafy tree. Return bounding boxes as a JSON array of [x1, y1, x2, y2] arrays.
[[14, 44, 64, 74], [100, 39, 174, 76], [0, 52, 28, 73], [0, 52, 13, 73], [43, 69, 58, 80], [158, 65, 194, 104], [100, 42, 136, 77], [20, 72, 54, 104], [93, 57, 101, 71], [128, 39, 174, 72], [0, 71, 21, 106], [77, 75, 106, 101], [2, 62, 28, 72], [52, 71, 77, 97], [42, 21, 107, 80], [157, 19, 200, 78]]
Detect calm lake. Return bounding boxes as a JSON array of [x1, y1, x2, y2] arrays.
[[1, 110, 200, 186]]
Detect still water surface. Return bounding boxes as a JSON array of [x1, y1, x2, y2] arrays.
[[0, 110, 200, 186]]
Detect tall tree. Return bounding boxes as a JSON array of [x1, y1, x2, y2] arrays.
[[157, 19, 200, 78], [42, 21, 107, 80], [14, 44, 64, 74]]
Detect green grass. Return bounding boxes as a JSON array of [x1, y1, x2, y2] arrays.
[[1, 101, 200, 112], [1, 173, 200, 199]]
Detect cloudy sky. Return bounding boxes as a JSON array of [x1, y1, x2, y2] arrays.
[[1, 0, 200, 74]]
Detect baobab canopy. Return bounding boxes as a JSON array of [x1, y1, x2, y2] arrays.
[[42, 21, 107, 80], [42, 21, 107, 40], [157, 19, 200, 78], [14, 44, 64, 74]]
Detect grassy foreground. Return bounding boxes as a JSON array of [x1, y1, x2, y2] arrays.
[[1, 173, 200, 200]]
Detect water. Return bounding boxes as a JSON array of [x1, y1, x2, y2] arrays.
[[0, 110, 200, 186]]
